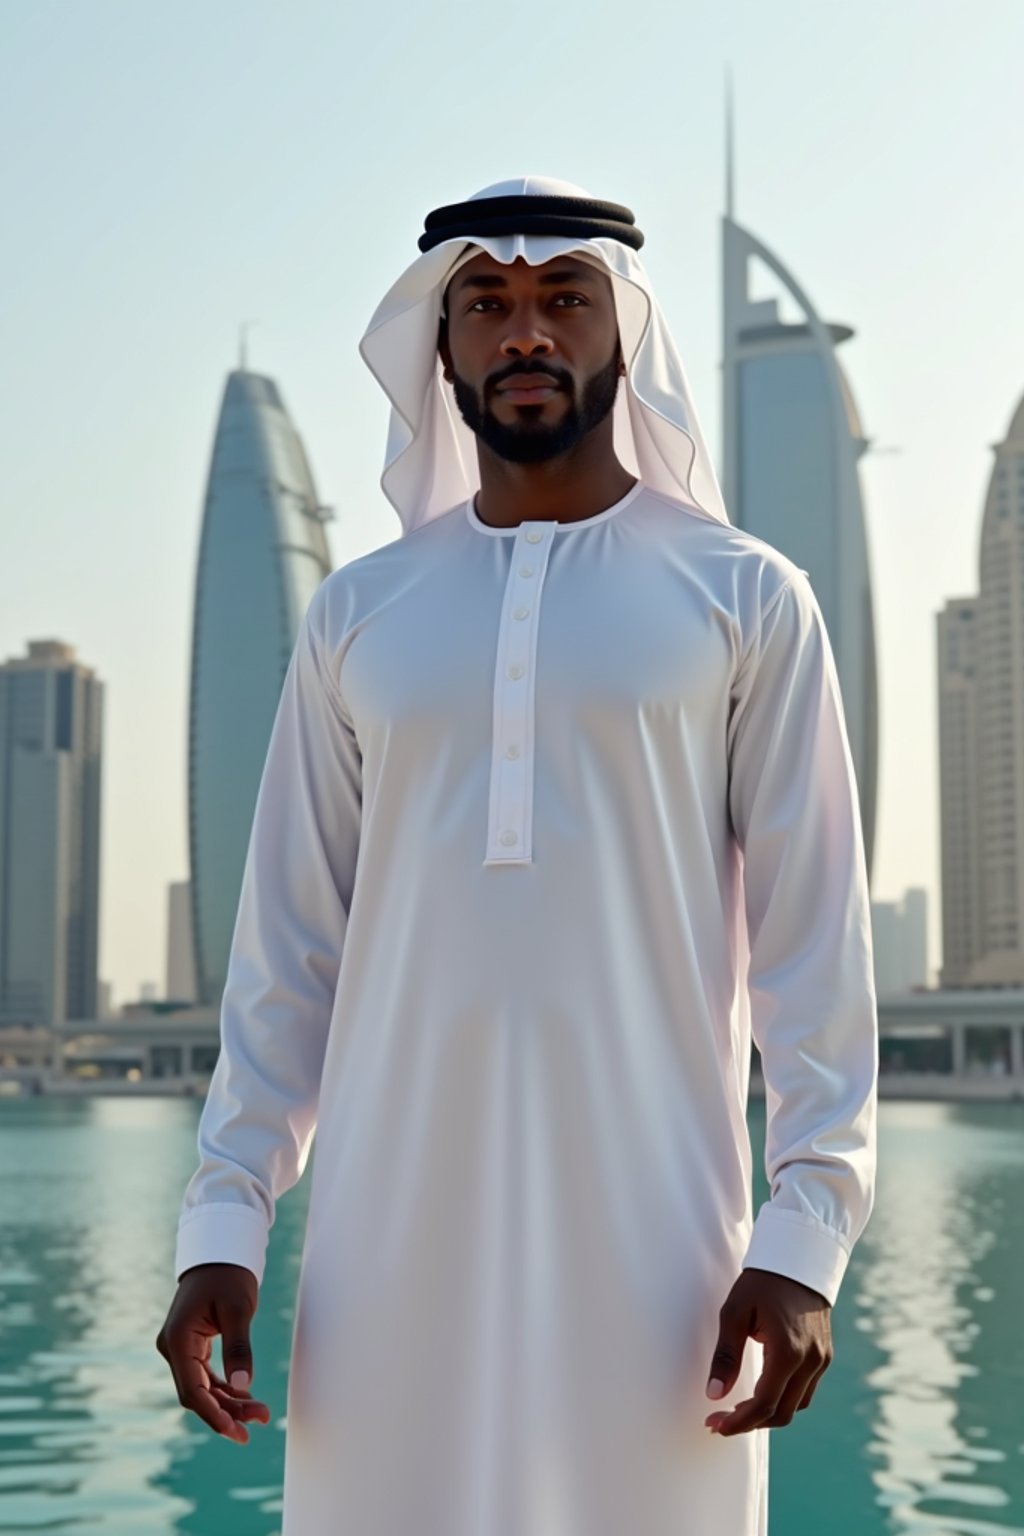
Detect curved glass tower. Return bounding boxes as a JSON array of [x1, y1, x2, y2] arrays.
[[722, 214, 878, 881], [188, 368, 333, 1005]]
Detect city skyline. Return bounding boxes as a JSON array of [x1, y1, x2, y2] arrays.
[[2, 2, 1020, 1002]]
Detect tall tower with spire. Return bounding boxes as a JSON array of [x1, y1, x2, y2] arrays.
[[188, 358, 334, 1005], [720, 85, 878, 880]]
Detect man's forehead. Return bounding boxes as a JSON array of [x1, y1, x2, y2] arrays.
[[446, 251, 611, 295]]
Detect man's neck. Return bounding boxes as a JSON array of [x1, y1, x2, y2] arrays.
[[473, 443, 637, 529]]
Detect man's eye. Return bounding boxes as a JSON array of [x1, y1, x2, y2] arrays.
[[467, 295, 586, 313]]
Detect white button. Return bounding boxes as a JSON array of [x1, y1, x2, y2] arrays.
[[507, 664, 524, 679], [513, 606, 530, 620], [505, 744, 521, 759], [519, 564, 535, 578], [500, 829, 518, 846], [525, 530, 543, 543]]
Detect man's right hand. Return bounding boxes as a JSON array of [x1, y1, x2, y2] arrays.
[[155, 1262, 272, 1445]]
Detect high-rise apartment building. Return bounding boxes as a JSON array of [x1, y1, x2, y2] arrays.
[[189, 366, 333, 1005], [938, 392, 1024, 986], [937, 598, 981, 985], [871, 888, 929, 995], [0, 640, 103, 1025], [166, 878, 197, 1002], [721, 172, 878, 879]]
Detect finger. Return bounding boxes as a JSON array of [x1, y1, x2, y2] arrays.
[[209, 1384, 272, 1424], [175, 1340, 251, 1442], [705, 1298, 753, 1402], [207, 1372, 272, 1423], [214, 1298, 255, 1393], [761, 1360, 822, 1428], [206, 1364, 269, 1406], [208, 1369, 270, 1406], [795, 1356, 831, 1413], [706, 1345, 801, 1436], [195, 1381, 252, 1442]]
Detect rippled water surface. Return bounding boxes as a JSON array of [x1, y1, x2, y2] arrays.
[[1, 1097, 1022, 1534]]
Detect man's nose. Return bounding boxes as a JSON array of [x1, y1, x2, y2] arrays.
[[499, 327, 555, 359]]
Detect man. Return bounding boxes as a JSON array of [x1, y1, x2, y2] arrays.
[[157, 176, 878, 1535]]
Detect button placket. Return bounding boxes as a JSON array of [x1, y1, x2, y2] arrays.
[[483, 521, 555, 865]]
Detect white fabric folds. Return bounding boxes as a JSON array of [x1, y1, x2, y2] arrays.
[[174, 483, 878, 1535], [358, 174, 729, 534], [173, 179, 879, 1536]]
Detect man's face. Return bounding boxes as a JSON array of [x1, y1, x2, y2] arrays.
[[439, 252, 623, 464]]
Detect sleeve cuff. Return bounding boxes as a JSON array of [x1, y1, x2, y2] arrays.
[[174, 1203, 270, 1287], [741, 1205, 852, 1307]]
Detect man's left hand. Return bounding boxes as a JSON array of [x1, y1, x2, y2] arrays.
[[703, 1266, 833, 1435]]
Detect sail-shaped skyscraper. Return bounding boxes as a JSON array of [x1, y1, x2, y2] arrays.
[[188, 365, 333, 1005], [721, 110, 878, 880]]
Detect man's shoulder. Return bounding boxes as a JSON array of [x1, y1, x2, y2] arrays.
[[306, 505, 465, 630], [635, 487, 809, 610]]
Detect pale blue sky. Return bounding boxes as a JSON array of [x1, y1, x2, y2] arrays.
[[2, 0, 1021, 1003]]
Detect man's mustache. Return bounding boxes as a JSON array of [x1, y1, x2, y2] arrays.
[[485, 361, 574, 396]]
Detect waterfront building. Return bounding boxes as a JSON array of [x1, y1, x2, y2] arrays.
[[721, 135, 878, 879], [9, 989, 1021, 1102], [0, 640, 103, 1026], [165, 879, 197, 1002], [937, 598, 982, 985], [188, 364, 333, 1005], [872, 888, 929, 995], [938, 390, 1024, 987]]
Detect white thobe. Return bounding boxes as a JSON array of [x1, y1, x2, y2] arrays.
[[175, 480, 878, 1536]]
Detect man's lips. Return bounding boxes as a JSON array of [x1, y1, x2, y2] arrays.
[[494, 374, 564, 404]]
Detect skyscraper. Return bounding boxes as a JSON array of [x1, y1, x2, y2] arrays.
[[871, 888, 929, 994], [0, 640, 103, 1025], [721, 123, 878, 879], [189, 366, 333, 1005], [938, 390, 1024, 986], [937, 598, 981, 985], [166, 878, 197, 1002]]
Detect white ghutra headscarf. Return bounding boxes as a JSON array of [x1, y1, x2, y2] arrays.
[[358, 175, 730, 536]]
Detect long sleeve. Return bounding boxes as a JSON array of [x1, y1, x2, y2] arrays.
[[727, 570, 878, 1307], [174, 580, 362, 1286]]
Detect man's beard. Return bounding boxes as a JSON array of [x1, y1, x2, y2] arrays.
[[450, 350, 622, 465]]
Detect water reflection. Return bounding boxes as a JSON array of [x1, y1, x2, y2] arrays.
[[852, 1102, 1024, 1535], [0, 1097, 201, 1532], [0, 1098, 1022, 1534]]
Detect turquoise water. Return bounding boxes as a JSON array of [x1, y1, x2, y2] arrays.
[[1, 1097, 1022, 1534]]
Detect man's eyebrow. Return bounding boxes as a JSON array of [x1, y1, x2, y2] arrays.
[[452, 267, 601, 293]]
